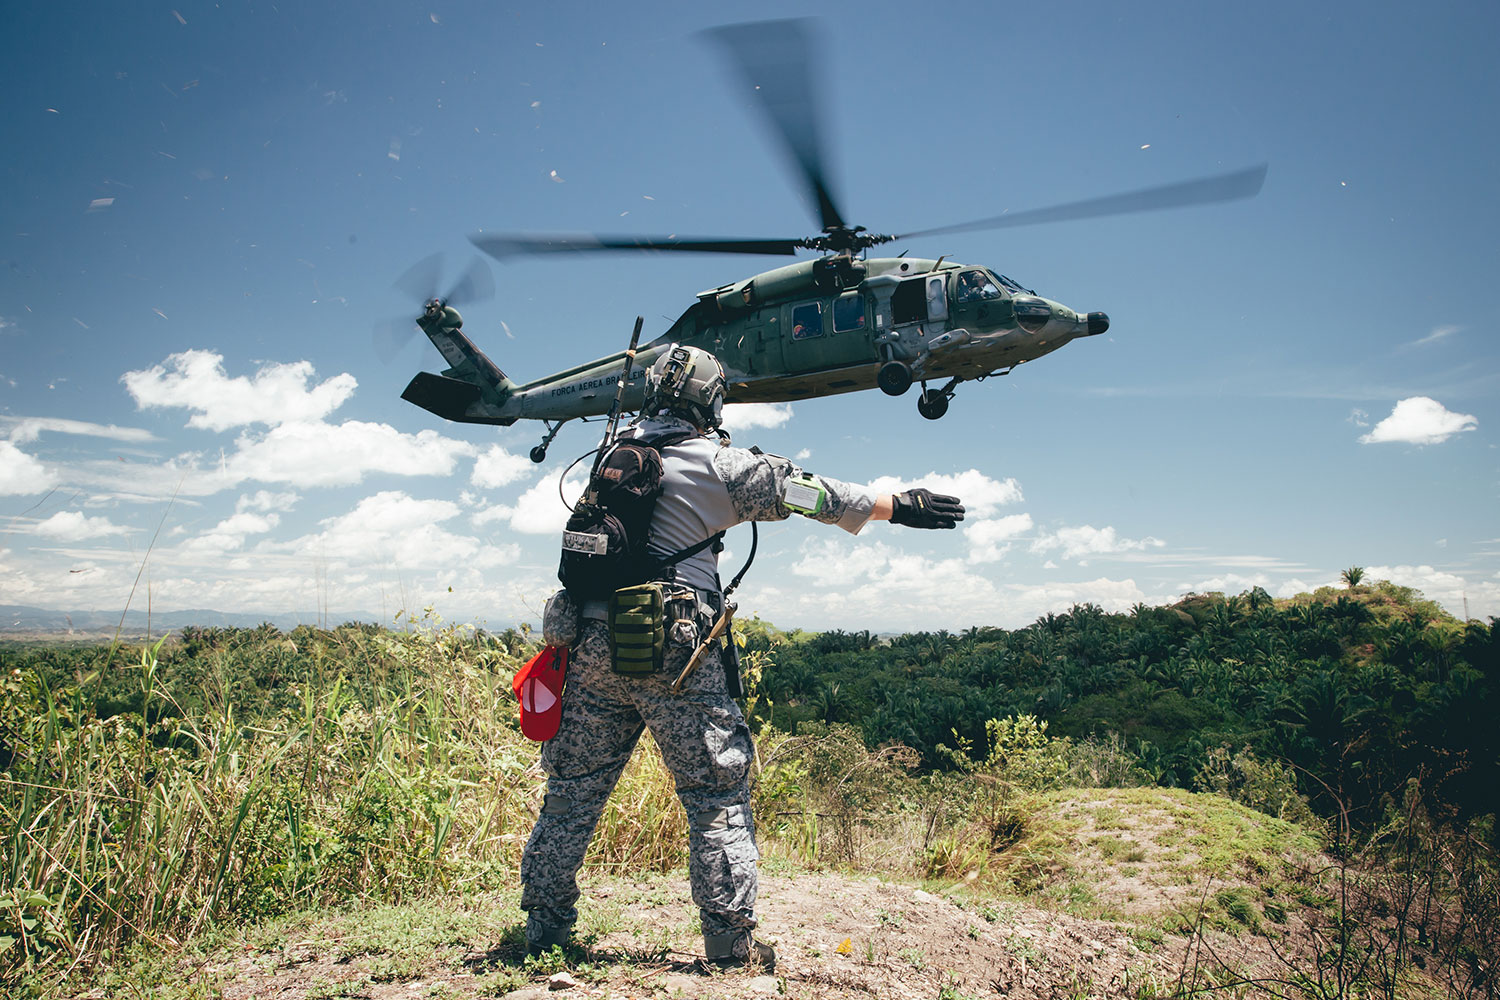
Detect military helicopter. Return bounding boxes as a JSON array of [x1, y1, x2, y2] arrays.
[[396, 19, 1266, 463]]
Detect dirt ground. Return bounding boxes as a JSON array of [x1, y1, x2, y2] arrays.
[[159, 868, 1230, 1000], [66, 787, 1357, 998]]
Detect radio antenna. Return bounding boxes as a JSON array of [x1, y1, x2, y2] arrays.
[[585, 315, 645, 502]]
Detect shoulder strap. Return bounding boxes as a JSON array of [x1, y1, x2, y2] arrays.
[[646, 529, 726, 578], [638, 426, 720, 577]]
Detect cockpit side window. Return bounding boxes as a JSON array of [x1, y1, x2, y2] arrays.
[[832, 291, 866, 333], [955, 269, 1004, 303], [791, 302, 823, 340]]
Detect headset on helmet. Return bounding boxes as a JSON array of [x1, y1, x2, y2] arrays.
[[644, 345, 726, 429]]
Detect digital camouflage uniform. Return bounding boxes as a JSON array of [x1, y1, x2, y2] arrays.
[[523, 415, 875, 958]]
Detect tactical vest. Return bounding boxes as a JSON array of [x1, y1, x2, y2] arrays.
[[558, 430, 723, 601]]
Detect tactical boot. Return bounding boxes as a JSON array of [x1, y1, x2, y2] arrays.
[[525, 923, 571, 958], [703, 931, 776, 973]]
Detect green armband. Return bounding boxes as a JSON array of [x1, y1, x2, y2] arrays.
[[783, 474, 826, 516]]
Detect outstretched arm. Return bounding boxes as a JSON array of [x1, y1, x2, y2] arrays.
[[714, 446, 964, 532]]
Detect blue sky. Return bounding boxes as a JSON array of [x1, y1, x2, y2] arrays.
[[2, 0, 1496, 632]]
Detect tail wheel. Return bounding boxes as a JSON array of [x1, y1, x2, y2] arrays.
[[530, 446, 548, 463], [917, 390, 949, 420], [878, 360, 913, 396]]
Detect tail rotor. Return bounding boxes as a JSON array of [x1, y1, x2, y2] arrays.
[[375, 253, 497, 362]]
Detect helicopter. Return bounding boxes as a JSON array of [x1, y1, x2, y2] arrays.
[[396, 19, 1266, 464]]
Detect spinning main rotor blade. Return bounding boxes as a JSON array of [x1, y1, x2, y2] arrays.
[[700, 18, 845, 233], [895, 163, 1269, 240], [471, 232, 802, 259]]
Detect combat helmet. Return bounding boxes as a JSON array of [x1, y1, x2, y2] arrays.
[[643, 344, 726, 429]]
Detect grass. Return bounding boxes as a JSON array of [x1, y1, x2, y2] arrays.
[[1, 625, 1353, 998], [0, 621, 703, 996], [979, 787, 1325, 927]]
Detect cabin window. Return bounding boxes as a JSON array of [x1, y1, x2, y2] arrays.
[[955, 268, 1003, 303], [832, 291, 866, 332], [927, 276, 949, 321], [791, 302, 823, 340], [890, 278, 926, 325]]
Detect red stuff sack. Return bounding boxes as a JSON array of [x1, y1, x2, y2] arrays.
[[512, 645, 568, 741]]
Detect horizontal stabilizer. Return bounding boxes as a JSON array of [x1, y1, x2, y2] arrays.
[[402, 372, 509, 424]]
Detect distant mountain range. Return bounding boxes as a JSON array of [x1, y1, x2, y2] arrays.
[[0, 604, 385, 637]]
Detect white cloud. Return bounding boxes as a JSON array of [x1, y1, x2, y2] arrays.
[[864, 469, 1023, 518], [1408, 324, 1459, 348], [123, 350, 358, 431], [272, 491, 519, 570], [32, 511, 129, 542], [178, 511, 280, 555], [1359, 397, 1477, 445], [48, 421, 472, 501], [790, 538, 898, 587], [472, 444, 535, 489], [0, 441, 57, 495], [755, 532, 1150, 630], [967, 513, 1034, 564], [225, 421, 475, 487], [721, 402, 793, 432], [1275, 578, 1318, 599], [1032, 524, 1165, 561], [237, 490, 299, 513], [2, 417, 156, 445], [474, 467, 587, 535]]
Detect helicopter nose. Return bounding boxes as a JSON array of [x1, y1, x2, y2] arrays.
[[1086, 311, 1109, 336]]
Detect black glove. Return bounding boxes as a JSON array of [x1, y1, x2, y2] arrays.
[[890, 489, 965, 529]]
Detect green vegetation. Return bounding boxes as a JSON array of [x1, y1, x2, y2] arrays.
[[0, 581, 1495, 997], [746, 583, 1497, 841]]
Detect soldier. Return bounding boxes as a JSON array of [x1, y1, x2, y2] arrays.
[[524, 344, 964, 970]]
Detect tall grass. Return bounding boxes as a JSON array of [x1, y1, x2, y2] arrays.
[[0, 619, 694, 986]]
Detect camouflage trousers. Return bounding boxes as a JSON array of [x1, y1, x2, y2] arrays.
[[520, 619, 758, 947]]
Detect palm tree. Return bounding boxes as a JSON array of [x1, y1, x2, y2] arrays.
[[1341, 566, 1366, 589]]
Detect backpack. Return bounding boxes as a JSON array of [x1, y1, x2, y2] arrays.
[[558, 430, 721, 601]]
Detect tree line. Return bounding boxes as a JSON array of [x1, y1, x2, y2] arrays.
[[745, 579, 1497, 843]]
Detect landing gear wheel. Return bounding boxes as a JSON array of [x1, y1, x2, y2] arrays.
[[529, 446, 548, 464], [917, 390, 949, 420], [878, 361, 913, 396]]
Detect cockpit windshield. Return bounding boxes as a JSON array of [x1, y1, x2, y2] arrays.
[[996, 273, 1033, 295], [955, 268, 1004, 303]]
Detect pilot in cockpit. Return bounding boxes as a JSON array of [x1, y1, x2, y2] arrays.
[[957, 269, 1001, 303]]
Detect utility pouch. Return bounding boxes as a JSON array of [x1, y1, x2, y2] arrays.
[[608, 583, 668, 675], [722, 629, 744, 699]]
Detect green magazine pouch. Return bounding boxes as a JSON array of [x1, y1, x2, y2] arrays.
[[609, 583, 667, 675]]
